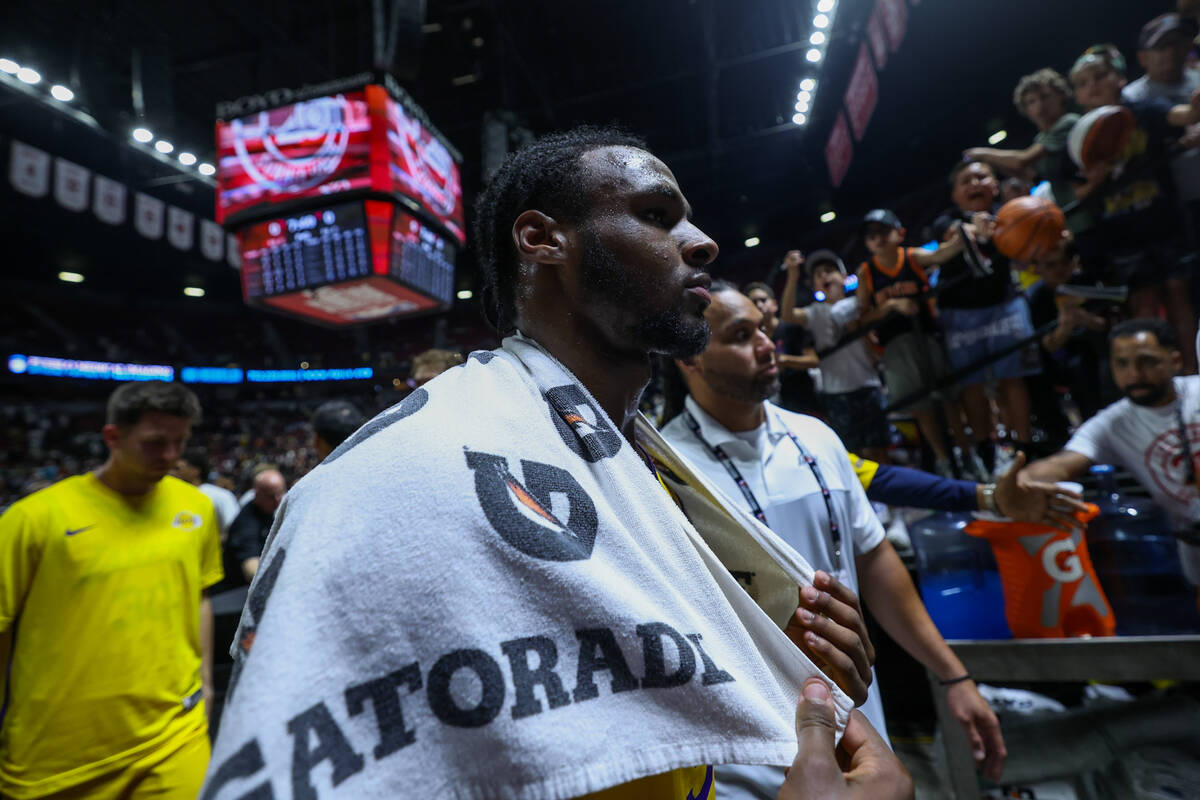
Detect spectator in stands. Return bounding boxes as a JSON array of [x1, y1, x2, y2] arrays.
[[409, 347, 465, 386], [226, 466, 286, 584], [965, 70, 1086, 233], [779, 249, 890, 463], [1071, 44, 1200, 373], [0, 381, 221, 798], [1124, 13, 1200, 104], [746, 273, 821, 416], [1000, 176, 1033, 203], [855, 208, 981, 479], [932, 161, 1041, 465], [1020, 318, 1200, 589], [237, 461, 282, 507], [310, 400, 366, 460], [174, 445, 240, 537], [1024, 238, 1109, 450]]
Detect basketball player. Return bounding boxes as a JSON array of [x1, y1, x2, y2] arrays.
[[0, 381, 223, 798]]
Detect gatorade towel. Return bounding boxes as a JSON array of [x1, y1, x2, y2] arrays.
[[965, 506, 1116, 638]]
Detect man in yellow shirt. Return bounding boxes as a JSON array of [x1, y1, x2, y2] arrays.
[[0, 380, 223, 799]]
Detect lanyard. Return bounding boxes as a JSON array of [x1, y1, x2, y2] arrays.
[[683, 409, 842, 571]]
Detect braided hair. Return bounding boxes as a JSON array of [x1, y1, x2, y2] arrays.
[[472, 125, 648, 334]]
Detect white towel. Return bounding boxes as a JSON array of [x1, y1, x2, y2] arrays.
[[203, 335, 853, 800]]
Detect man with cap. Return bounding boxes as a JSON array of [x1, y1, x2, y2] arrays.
[[780, 248, 890, 463], [1124, 12, 1200, 105]]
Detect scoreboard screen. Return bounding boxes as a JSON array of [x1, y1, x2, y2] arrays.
[[390, 210, 455, 305], [384, 96, 465, 245], [239, 202, 371, 299]]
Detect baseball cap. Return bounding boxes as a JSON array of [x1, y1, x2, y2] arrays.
[[1139, 13, 1198, 50], [1070, 44, 1127, 79], [861, 208, 903, 232], [805, 248, 846, 276]]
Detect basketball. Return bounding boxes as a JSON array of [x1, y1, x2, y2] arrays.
[[1067, 105, 1136, 170], [993, 196, 1067, 262]]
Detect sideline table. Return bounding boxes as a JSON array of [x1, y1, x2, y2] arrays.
[[926, 635, 1200, 798]]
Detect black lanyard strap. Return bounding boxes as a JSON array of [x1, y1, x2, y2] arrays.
[[683, 409, 842, 571], [1176, 400, 1197, 488]]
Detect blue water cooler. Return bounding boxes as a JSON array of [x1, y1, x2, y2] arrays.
[[1086, 464, 1200, 635], [909, 511, 1012, 640]]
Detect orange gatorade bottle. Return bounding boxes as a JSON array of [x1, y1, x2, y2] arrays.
[[964, 505, 1116, 638]]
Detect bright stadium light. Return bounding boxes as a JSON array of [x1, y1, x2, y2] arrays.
[[58, 271, 84, 283], [797, 90, 812, 102], [792, 112, 807, 126], [813, 14, 830, 28], [183, 286, 205, 297], [988, 129, 1008, 145], [197, 162, 216, 176], [795, 100, 809, 113], [744, 236, 761, 248], [821, 211, 837, 223], [817, 0, 835, 12], [154, 140, 174, 154], [0, 58, 18, 74], [132, 127, 153, 143], [457, 289, 473, 300], [178, 152, 197, 166], [806, 48, 822, 63], [49, 84, 74, 102], [16, 67, 40, 85], [800, 78, 816, 92], [810, 31, 826, 45]]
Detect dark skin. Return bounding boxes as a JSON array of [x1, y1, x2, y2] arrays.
[[511, 146, 874, 705]]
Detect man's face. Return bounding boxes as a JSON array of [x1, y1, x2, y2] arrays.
[[1071, 64, 1125, 110], [107, 412, 191, 486], [253, 471, 287, 514], [567, 146, 719, 359], [952, 162, 999, 212], [1020, 85, 1069, 132], [686, 289, 779, 403], [863, 223, 903, 255], [1029, 244, 1078, 287], [1139, 32, 1190, 84], [1110, 332, 1181, 406], [812, 263, 845, 300], [746, 288, 778, 319]]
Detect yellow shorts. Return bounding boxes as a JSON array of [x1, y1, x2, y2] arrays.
[[27, 731, 209, 800]]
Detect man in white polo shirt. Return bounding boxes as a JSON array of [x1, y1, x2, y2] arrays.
[[661, 281, 1006, 795]]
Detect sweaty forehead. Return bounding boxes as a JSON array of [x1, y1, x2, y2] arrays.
[[579, 146, 680, 196]]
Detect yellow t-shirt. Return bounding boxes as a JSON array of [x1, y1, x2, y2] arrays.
[[0, 473, 223, 798], [583, 765, 715, 799]]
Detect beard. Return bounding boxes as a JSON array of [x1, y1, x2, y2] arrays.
[[1122, 381, 1170, 406], [578, 228, 710, 359], [700, 365, 781, 404]]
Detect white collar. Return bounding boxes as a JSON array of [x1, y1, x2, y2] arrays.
[[683, 395, 787, 449]]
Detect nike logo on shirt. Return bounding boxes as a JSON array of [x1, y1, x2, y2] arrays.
[[65, 525, 97, 537]]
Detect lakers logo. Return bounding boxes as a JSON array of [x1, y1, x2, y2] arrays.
[[545, 385, 622, 462], [172, 511, 202, 530], [465, 449, 598, 561]]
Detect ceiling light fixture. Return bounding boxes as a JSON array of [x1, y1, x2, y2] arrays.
[[49, 84, 73, 102]]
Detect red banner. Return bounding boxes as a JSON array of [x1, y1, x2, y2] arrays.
[[867, 4, 890, 69], [879, 0, 908, 51], [844, 44, 879, 141], [825, 112, 853, 188]]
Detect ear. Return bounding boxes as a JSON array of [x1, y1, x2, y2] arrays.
[[675, 356, 702, 378], [1172, 347, 1184, 373], [897, 226, 907, 240], [101, 423, 122, 451], [512, 210, 571, 267]]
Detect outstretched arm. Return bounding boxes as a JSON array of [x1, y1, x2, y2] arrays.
[[963, 144, 1044, 181], [781, 251, 810, 326]]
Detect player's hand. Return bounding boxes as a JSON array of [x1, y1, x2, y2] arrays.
[[778, 679, 913, 800], [784, 250, 805, 275], [1001, 452, 1090, 531], [887, 298, 919, 317], [968, 212, 996, 242], [944, 679, 1006, 782], [786, 571, 874, 706]]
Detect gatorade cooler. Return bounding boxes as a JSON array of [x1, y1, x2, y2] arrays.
[[964, 505, 1116, 638], [910, 512, 1011, 639]]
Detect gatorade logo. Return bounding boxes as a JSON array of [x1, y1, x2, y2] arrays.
[[1041, 538, 1084, 583]]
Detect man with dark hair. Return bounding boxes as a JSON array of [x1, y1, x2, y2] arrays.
[[206, 126, 908, 800], [225, 466, 286, 584], [0, 381, 222, 798], [745, 274, 820, 416], [174, 445, 240, 535], [1021, 318, 1200, 588], [310, 400, 366, 460], [409, 348, 466, 387]]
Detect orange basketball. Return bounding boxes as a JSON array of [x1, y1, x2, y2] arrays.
[[993, 196, 1066, 262], [1067, 105, 1136, 170]]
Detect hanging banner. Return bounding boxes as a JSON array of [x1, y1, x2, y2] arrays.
[[227, 233, 241, 268], [167, 206, 195, 251], [825, 112, 853, 188], [867, 4, 890, 69], [844, 44, 879, 141], [9, 141, 51, 198], [200, 219, 224, 261], [879, 0, 908, 51], [93, 175, 127, 225], [53, 158, 91, 212], [134, 192, 165, 239]]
